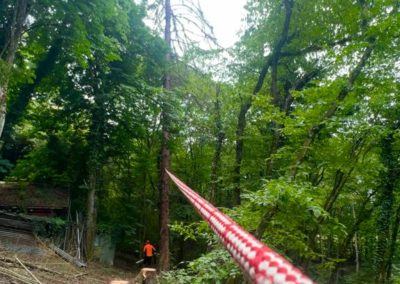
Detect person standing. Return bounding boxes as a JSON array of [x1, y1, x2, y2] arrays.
[[143, 240, 156, 267]]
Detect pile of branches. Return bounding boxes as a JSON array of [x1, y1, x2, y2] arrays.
[[0, 255, 87, 284]]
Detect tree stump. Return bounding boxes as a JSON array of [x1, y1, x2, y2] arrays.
[[133, 268, 157, 284]]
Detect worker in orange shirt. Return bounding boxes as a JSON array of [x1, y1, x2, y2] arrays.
[[143, 240, 156, 267]]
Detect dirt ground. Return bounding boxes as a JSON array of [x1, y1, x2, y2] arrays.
[[0, 245, 139, 284]]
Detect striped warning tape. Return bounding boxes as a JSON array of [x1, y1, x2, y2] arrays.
[[166, 170, 315, 284]]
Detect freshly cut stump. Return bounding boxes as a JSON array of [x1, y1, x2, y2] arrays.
[[133, 268, 157, 284]]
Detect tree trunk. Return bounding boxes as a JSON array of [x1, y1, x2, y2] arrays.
[[159, 122, 170, 271], [305, 137, 366, 273], [265, 69, 322, 178], [85, 99, 104, 259], [256, 205, 278, 239], [327, 193, 375, 283], [323, 169, 354, 213], [210, 84, 224, 205], [265, 125, 281, 178], [84, 60, 107, 258], [159, 0, 172, 271], [375, 133, 396, 284], [233, 99, 251, 206], [232, 0, 294, 206], [3, 37, 63, 145], [0, 88, 6, 140], [352, 204, 359, 273], [386, 204, 400, 281], [86, 170, 98, 260], [0, 0, 29, 138]]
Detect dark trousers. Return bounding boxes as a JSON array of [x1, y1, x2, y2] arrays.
[[143, 256, 152, 266]]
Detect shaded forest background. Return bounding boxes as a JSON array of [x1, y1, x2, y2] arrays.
[[0, 0, 400, 283]]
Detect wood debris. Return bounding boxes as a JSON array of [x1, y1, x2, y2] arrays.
[[48, 244, 86, 268], [0, 245, 137, 284], [15, 256, 43, 284]]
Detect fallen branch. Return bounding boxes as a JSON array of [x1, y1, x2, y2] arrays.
[[0, 266, 37, 284], [72, 271, 89, 278], [85, 276, 107, 283], [48, 244, 87, 268], [15, 256, 43, 284], [34, 273, 70, 284], [0, 256, 64, 276]]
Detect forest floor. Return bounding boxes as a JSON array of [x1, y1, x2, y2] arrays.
[[0, 246, 139, 284]]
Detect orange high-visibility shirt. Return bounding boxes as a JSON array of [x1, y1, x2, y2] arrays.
[[143, 244, 155, 257]]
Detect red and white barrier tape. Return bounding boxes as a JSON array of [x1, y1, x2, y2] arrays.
[[166, 170, 315, 284]]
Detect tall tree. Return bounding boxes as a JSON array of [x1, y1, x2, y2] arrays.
[[4, 0, 167, 259], [147, 0, 216, 270], [375, 132, 398, 283], [210, 84, 224, 205], [0, 0, 29, 137], [159, 0, 173, 271]]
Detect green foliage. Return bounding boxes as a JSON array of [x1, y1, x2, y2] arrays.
[[170, 221, 211, 242], [0, 59, 10, 85], [31, 216, 66, 239], [1, 0, 400, 282], [161, 249, 241, 284], [239, 180, 341, 259]]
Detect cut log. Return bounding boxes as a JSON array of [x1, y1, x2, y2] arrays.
[[48, 244, 87, 267]]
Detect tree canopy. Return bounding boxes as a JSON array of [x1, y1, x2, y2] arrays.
[[0, 0, 399, 283]]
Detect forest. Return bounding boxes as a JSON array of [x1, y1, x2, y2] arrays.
[[0, 0, 399, 283]]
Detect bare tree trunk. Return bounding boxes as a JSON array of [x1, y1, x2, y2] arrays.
[[210, 84, 224, 205], [159, 0, 172, 271]]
